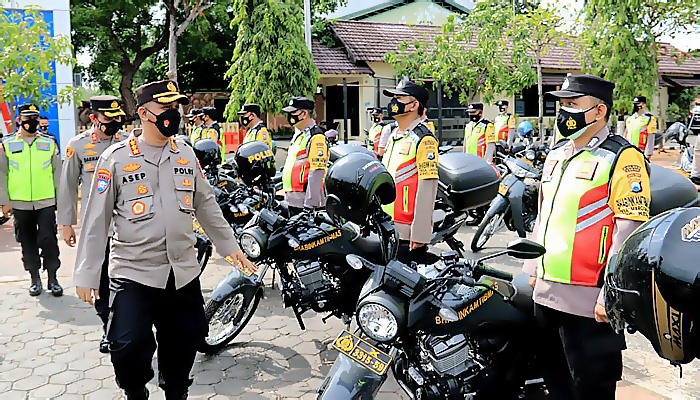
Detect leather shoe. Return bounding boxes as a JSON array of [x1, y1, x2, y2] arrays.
[[28, 272, 42, 296], [99, 333, 110, 354], [125, 387, 149, 400], [47, 271, 63, 297]]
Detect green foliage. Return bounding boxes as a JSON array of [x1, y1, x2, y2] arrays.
[[0, 8, 81, 109], [225, 0, 319, 120], [312, 18, 340, 48], [667, 87, 700, 123], [385, 0, 536, 105]]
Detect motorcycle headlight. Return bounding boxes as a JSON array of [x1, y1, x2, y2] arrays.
[[357, 294, 405, 342], [525, 150, 535, 161], [239, 232, 262, 259]]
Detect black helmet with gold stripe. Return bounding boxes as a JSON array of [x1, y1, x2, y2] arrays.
[[606, 207, 700, 364]]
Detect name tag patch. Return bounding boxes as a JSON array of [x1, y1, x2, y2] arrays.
[[576, 161, 598, 180], [122, 172, 147, 184], [36, 142, 50, 151], [174, 167, 194, 175]]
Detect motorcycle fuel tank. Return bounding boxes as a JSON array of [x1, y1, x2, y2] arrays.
[[286, 219, 383, 264]]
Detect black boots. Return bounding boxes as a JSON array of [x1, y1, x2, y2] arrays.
[[99, 332, 110, 353], [28, 271, 42, 296], [125, 387, 149, 400], [47, 270, 63, 297]]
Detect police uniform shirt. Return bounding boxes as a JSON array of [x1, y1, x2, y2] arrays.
[[57, 127, 126, 226], [386, 118, 439, 244], [0, 132, 62, 210], [284, 119, 328, 209], [74, 133, 240, 290], [522, 127, 651, 318], [203, 122, 221, 142], [378, 121, 397, 150]]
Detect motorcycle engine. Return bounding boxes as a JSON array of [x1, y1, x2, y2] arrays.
[[420, 334, 477, 377], [290, 260, 339, 312]]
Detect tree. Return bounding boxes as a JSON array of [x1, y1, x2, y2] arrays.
[[507, 6, 566, 140], [224, 0, 319, 119], [385, 0, 536, 107], [581, 0, 699, 128], [163, 0, 215, 82], [72, 0, 171, 118], [0, 7, 81, 110]]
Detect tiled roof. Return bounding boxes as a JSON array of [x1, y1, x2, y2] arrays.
[[312, 39, 374, 75], [331, 19, 700, 76]]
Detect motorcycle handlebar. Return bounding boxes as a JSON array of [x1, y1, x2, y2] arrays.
[[474, 263, 513, 281]]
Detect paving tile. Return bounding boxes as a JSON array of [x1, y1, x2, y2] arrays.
[[28, 383, 67, 399], [65, 378, 102, 395], [12, 375, 49, 391]]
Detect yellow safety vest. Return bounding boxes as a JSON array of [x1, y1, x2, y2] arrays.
[[4, 135, 56, 201]]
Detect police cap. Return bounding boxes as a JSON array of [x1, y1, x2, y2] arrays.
[[383, 80, 429, 106], [18, 104, 40, 116], [633, 96, 647, 104], [369, 107, 383, 115], [238, 103, 262, 117], [496, 100, 509, 107], [186, 108, 203, 118], [135, 80, 189, 106], [467, 103, 484, 112], [90, 95, 126, 118], [282, 97, 315, 113], [202, 107, 219, 119], [547, 74, 615, 105]]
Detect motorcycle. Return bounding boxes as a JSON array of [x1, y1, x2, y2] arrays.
[[317, 239, 548, 399], [665, 121, 694, 176], [199, 195, 398, 354], [471, 146, 548, 252]]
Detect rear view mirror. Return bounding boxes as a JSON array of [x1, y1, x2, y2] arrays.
[[506, 238, 546, 259]]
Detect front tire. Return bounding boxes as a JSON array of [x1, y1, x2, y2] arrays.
[[471, 212, 504, 252], [200, 287, 261, 354]]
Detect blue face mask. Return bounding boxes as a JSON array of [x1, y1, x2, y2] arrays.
[[556, 105, 597, 140]]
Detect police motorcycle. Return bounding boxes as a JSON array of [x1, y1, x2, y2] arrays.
[[317, 238, 548, 400], [664, 121, 694, 177], [471, 145, 548, 252], [199, 151, 399, 354], [329, 143, 500, 258], [606, 207, 700, 368]]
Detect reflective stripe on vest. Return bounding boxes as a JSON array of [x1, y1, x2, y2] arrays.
[[367, 124, 383, 152], [282, 131, 312, 192], [626, 114, 651, 150], [381, 133, 420, 224], [464, 121, 487, 157], [537, 146, 617, 287], [190, 126, 203, 143], [494, 114, 510, 142], [5, 136, 56, 202]]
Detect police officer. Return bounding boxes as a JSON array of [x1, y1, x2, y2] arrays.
[[381, 80, 438, 264], [494, 100, 517, 147], [0, 104, 62, 296], [281, 97, 327, 215], [238, 103, 272, 148], [624, 95, 657, 157], [187, 108, 204, 144], [367, 107, 384, 153], [524, 75, 651, 400], [58, 95, 126, 352], [463, 103, 496, 164], [377, 118, 397, 158], [73, 80, 254, 399]]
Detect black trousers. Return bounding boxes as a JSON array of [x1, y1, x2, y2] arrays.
[[534, 304, 626, 400], [95, 242, 111, 328], [13, 206, 60, 273], [107, 273, 207, 396]]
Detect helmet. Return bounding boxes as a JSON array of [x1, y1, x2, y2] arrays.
[[234, 141, 276, 187], [193, 139, 221, 170], [517, 121, 533, 137], [324, 152, 395, 225], [606, 207, 700, 364], [665, 122, 689, 145]]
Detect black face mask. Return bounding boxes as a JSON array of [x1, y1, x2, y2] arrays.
[[146, 108, 181, 137], [372, 116, 382, 123], [21, 119, 40, 134], [187, 120, 195, 126], [387, 98, 414, 117], [632, 104, 642, 113], [468, 113, 481, 122], [39, 125, 49, 133], [287, 112, 302, 126], [499, 106, 507, 113], [240, 115, 251, 127], [98, 120, 123, 136], [556, 105, 596, 139]]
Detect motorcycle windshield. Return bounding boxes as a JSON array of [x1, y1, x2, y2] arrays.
[[317, 352, 388, 400]]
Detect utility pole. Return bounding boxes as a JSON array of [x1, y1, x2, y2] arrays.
[[303, 0, 312, 51]]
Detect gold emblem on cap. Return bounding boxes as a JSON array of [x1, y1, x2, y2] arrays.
[[566, 116, 577, 130], [111, 101, 119, 109], [167, 81, 177, 92], [29, 105, 37, 111]]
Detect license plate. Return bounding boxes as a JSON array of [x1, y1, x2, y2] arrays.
[[332, 330, 392, 376], [520, 157, 533, 166], [192, 219, 205, 235], [498, 182, 509, 195]]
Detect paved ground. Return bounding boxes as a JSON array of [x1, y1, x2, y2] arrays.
[[1, 145, 700, 399]]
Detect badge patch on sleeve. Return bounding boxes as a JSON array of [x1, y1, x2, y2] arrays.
[[416, 137, 439, 179], [65, 146, 75, 159], [96, 168, 112, 194]]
